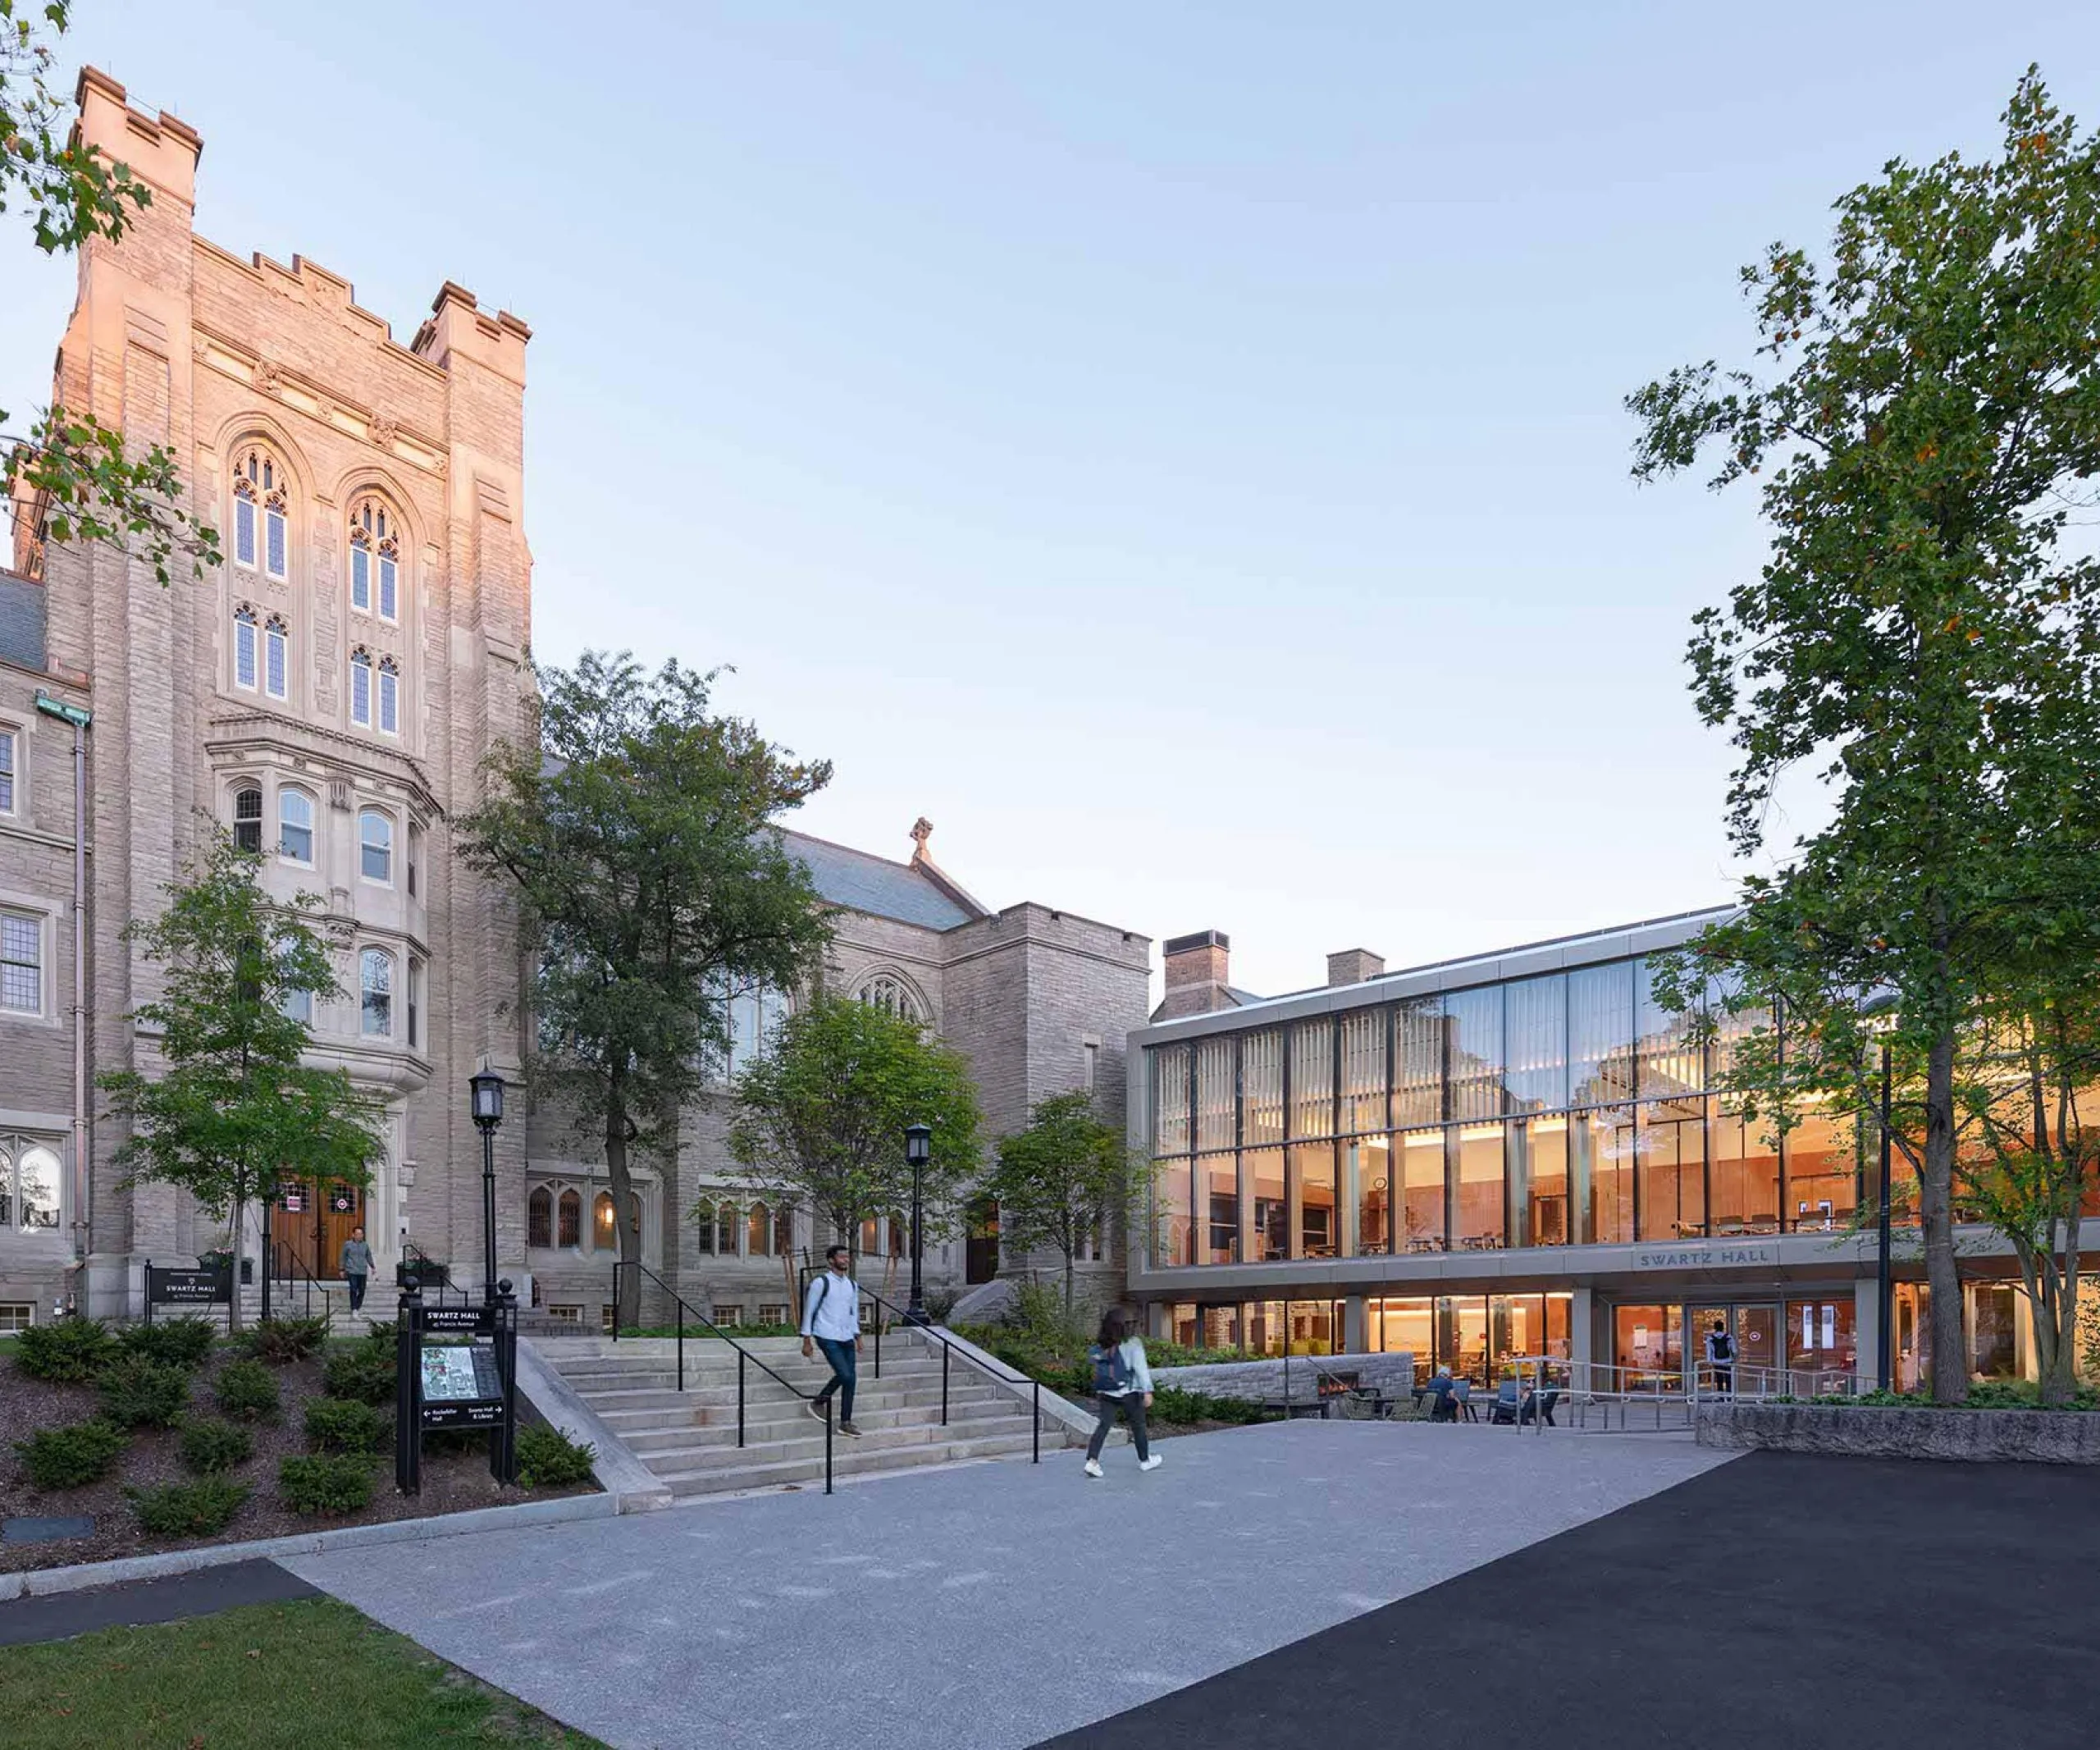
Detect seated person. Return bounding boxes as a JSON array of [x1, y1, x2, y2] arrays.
[[1423, 1365, 1458, 1421]]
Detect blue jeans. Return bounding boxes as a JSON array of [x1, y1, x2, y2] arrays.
[[814, 1336, 857, 1422]]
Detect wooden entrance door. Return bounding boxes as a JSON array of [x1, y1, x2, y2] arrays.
[[268, 1181, 367, 1280], [965, 1197, 999, 1285]]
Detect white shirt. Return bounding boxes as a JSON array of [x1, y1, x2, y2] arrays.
[[801, 1270, 860, 1341]]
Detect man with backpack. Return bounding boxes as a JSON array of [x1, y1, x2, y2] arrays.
[[801, 1244, 864, 1437], [1704, 1318, 1734, 1396], [1084, 1309, 1162, 1477]]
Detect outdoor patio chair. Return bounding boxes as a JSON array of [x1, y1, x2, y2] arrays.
[[1488, 1380, 1522, 1424], [1451, 1378, 1476, 1422], [1521, 1388, 1559, 1427]]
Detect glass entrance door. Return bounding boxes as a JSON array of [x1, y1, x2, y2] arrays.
[[1687, 1304, 1780, 1395]]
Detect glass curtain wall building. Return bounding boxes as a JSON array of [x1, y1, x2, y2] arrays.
[[1127, 908, 2096, 1388]]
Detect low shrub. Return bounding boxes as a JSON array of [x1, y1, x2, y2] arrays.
[[97, 1355, 193, 1428], [515, 1423, 596, 1489], [1148, 1386, 1271, 1427], [278, 1452, 375, 1516], [213, 1357, 281, 1422], [304, 1396, 389, 1455], [14, 1419, 130, 1490], [126, 1476, 249, 1537], [360, 1319, 398, 1348], [13, 1317, 117, 1382], [119, 1316, 219, 1370], [235, 1315, 331, 1364], [322, 1343, 396, 1405], [178, 1416, 254, 1474]]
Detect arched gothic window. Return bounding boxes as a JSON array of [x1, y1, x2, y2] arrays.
[[527, 1186, 553, 1249], [349, 647, 372, 728], [349, 497, 401, 622], [746, 1201, 770, 1256], [557, 1188, 582, 1248], [233, 605, 258, 691], [715, 1201, 737, 1256], [888, 1212, 908, 1259], [772, 1204, 795, 1257], [359, 811, 393, 884], [232, 786, 262, 854], [278, 788, 314, 864], [233, 448, 288, 580], [693, 1199, 716, 1254], [263, 614, 289, 700], [856, 973, 921, 1021], [594, 1190, 615, 1249], [377, 656, 399, 736]]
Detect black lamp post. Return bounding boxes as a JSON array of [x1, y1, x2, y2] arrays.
[[470, 1069, 505, 1305], [905, 1123, 932, 1326], [1877, 1039, 1893, 1392]]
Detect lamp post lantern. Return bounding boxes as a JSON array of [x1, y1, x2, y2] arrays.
[[905, 1123, 932, 1326], [470, 1069, 506, 1305]]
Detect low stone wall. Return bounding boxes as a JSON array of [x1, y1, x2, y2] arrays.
[[1153, 1350, 1416, 1404], [1696, 1401, 2100, 1464]]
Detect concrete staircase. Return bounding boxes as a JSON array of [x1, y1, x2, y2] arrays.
[[235, 1274, 386, 1337], [541, 1333, 1044, 1498]]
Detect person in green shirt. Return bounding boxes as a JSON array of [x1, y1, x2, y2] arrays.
[[340, 1226, 375, 1312]]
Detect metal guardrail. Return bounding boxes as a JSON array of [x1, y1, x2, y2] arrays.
[[856, 1288, 1045, 1465]]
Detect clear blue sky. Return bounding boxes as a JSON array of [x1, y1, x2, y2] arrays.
[[7, 2, 2098, 998]]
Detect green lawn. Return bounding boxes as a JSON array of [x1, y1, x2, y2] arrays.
[[0, 1597, 605, 1749]]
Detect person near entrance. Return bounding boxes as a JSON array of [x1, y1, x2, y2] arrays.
[[339, 1226, 374, 1314], [1084, 1309, 1162, 1476], [1704, 1318, 1734, 1395], [801, 1245, 864, 1437]]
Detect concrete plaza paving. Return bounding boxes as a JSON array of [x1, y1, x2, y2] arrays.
[[284, 1419, 1731, 1750]]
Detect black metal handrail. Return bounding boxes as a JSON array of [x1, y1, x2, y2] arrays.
[[855, 1287, 1044, 1465], [262, 1239, 331, 1327], [401, 1242, 475, 1307], [611, 1258, 834, 1495]]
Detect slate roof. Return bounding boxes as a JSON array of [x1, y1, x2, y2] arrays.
[[0, 571, 44, 670], [778, 829, 981, 931]]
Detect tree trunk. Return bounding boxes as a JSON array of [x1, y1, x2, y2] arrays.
[[605, 1090, 641, 1332], [1920, 1026, 1967, 1404], [1063, 1253, 1075, 1318], [226, 1192, 245, 1335]]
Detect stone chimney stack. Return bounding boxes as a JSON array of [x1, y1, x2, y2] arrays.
[[1326, 948, 1385, 988], [1158, 930, 1235, 1020]]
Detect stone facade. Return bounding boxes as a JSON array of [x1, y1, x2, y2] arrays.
[[0, 70, 1153, 1337], [0, 70, 532, 1321], [1695, 1400, 2100, 1464], [523, 830, 1153, 1332]]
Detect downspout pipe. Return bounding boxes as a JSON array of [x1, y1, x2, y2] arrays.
[[35, 691, 92, 1314]]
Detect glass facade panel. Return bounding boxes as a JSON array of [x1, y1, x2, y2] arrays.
[[1349, 1134, 1390, 1256], [1784, 1112, 1859, 1231], [1577, 1106, 1636, 1245], [1569, 961, 1636, 1108], [1244, 1148, 1286, 1262], [1152, 1044, 1190, 1157], [1292, 1141, 1337, 1258], [1785, 1296, 1857, 1389], [1452, 1123, 1504, 1250], [1290, 1020, 1334, 1138], [1242, 1030, 1284, 1145], [1445, 985, 1506, 1121], [1247, 1300, 1286, 1356], [1394, 998, 1444, 1127], [1370, 1296, 1436, 1379], [1505, 974, 1568, 1113], [1195, 1037, 1235, 1152], [1442, 1295, 1489, 1382], [1200, 1154, 1239, 1265], [1340, 1008, 1386, 1134], [1198, 1303, 1244, 1350], [1637, 1099, 1705, 1241], [1968, 1284, 2019, 1381], [1892, 1283, 1931, 1393], [1287, 1300, 1340, 1355], [1709, 1106, 1783, 1234], [1397, 1128, 1446, 1252], [1636, 954, 1705, 1100], [1614, 1304, 1683, 1382], [1153, 1158, 1193, 1267], [1512, 1115, 1569, 1245]]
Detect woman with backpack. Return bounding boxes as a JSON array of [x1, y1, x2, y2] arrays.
[[1084, 1309, 1163, 1478]]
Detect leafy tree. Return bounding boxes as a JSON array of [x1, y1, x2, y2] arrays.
[[1, 1, 217, 583], [1629, 71, 2100, 1400], [97, 834, 388, 1331], [457, 651, 833, 1329], [984, 1091, 1141, 1314], [726, 993, 983, 1282]]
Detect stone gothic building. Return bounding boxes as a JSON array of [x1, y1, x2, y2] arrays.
[[0, 71, 1148, 1332]]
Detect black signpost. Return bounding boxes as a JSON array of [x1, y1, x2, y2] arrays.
[[143, 1259, 234, 1330], [395, 1277, 518, 1495]]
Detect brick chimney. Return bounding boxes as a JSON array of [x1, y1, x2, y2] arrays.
[[1158, 930, 1235, 1020], [1326, 948, 1385, 988]]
